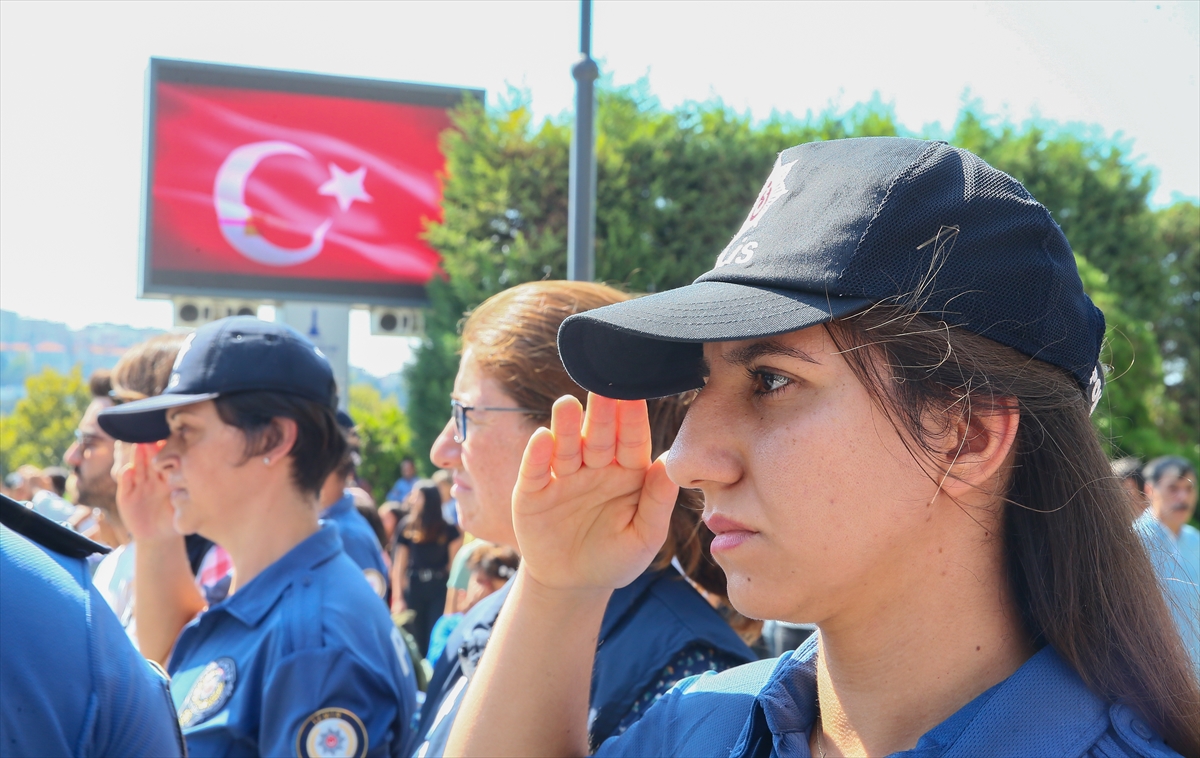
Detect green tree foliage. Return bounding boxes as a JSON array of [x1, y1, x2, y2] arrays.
[[950, 110, 1196, 461], [406, 86, 1195, 468], [348, 383, 413, 504], [1154, 201, 1199, 454], [0, 367, 90, 477], [407, 89, 903, 460]]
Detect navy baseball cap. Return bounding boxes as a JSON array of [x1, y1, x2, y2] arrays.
[[558, 137, 1106, 407], [98, 317, 337, 443]]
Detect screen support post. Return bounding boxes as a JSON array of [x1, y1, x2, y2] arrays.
[[277, 302, 351, 411], [567, 0, 598, 282]]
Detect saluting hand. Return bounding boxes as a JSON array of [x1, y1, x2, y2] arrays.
[[114, 441, 177, 541], [512, 394, 679, 592]]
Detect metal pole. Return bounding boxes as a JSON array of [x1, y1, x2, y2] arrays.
[[568, 0, 598, 282]]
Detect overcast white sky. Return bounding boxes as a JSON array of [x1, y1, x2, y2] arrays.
[[1, 0, 1197, 376]]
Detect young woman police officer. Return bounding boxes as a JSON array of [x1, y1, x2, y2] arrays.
[[446, 138, 1200, 757]]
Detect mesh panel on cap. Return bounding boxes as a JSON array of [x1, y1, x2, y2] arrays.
[[840, 143, 1104, 389]]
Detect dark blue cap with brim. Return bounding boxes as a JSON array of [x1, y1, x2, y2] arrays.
[[98, 316, 336, 443], [558, 137, 1105, 406]]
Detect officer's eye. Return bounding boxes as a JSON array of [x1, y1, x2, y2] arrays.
[[750, 368, 792, 396]]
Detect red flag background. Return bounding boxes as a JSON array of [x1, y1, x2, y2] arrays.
[[149, 81, 452, 289]]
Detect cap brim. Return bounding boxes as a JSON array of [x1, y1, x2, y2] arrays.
[[97, 393, 220, 443], [558, 281, 870, 400]]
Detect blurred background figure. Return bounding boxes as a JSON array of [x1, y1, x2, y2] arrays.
[[63, 371, 126, 548], [391, 480, 461, 657], [378, 501, 404, 548], [1112, 456, 1148, 520], [1134, 456, 1200, 678], [2, 471, 32, 502], [432, 468, 457, 526], [318, 411, 391, 601], [385, 456, 418, 506], [426, 543, 519, 668], [462, 543, 518, 612], [96, 332, 188, 641], [42, 466, 69, 497], [15, 464, 75, 523], [350, 486, 389, 551], [443, 537, 488, 619]]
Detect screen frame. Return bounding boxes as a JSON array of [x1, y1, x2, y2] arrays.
[[139, 57, 483, 307]]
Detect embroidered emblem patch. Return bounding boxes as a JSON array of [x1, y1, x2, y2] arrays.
[[732, 156, 797, 240], [178, 657, 237, 727], [297, 708, 368, 758], [362, 568, 387, 599]]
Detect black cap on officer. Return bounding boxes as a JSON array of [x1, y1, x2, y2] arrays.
[[98, 317, 336, 443], [557, 137, 1106, 408]]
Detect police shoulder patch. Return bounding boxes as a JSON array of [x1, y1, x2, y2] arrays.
[[178, 657, 237, 727], [362, 568, 386, 598], [297, 708, 368, 758]]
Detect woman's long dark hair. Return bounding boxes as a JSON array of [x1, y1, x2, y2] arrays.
[[828, 304, 1200, 755], [402, 484, 453, 545]]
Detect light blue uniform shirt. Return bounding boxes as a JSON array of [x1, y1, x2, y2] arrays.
[[596, 634, 1180, 758], [322, 490, 390, 600], [1135, 513, 1200, 676], [167, 524, 418, 757], [1, 519, 184, 756]]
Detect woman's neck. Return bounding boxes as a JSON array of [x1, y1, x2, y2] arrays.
[[213, 491, 320, 596], [812, 521, 1034, 757]]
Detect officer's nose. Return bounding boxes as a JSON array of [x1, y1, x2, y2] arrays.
[[63, 440, 82, 468], [430, 416, 461, 472]]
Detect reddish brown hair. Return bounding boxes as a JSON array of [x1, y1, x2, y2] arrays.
[[111, 333, 188, 402]]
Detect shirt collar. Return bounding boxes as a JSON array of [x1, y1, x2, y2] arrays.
[[756, 639, 1110, 757], [213, 523, 344, 628], [321, 491, 354, 520]]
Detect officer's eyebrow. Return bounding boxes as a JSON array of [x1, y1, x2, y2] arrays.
[[723, 340, 820, 367]]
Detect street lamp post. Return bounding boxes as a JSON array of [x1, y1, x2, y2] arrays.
[[568, 0, 598, 282]]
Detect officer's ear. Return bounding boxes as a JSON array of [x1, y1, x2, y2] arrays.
[[244, 417, 299, 469]]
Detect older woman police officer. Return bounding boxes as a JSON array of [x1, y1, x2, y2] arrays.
[[99, 317, 417, 758]]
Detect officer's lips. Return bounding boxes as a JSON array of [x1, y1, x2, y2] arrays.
[[704, 513, 759, 553], [451, 474, 472, 498]]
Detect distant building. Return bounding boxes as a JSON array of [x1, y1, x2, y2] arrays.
[[0, 311, 165, 413]]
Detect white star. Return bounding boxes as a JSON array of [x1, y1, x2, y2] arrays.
[[318, 163, 373, 211], [733, 157, 797, 239]]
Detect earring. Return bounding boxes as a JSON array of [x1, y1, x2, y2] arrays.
[[263, 457, 270, 465]]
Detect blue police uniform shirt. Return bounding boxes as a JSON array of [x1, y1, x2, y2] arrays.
[[167, 523, 418, 757], [322, 490, 390, 600], [0, 521, 185, 757], [595, 634, 1181, 758]]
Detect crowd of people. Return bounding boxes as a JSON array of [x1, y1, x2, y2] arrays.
[[1, 136, 1198, 757]]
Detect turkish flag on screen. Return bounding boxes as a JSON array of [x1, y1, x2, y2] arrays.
[[150, 82, 452, 284]]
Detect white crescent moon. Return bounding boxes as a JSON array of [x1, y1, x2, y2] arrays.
[[213, 141, 333, 267]]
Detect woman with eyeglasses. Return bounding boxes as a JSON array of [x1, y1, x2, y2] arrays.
[[408, 281, 755, 758], [98, 317, 418, 758], [445, 138, 1200, 757]]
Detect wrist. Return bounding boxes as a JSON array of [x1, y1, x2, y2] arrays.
[[133, 531, 187, 550], [517, 567, 612, 613]]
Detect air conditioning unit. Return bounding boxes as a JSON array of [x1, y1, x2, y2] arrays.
[[370, 306, 425, 337], [172, 297, 265, 328]]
